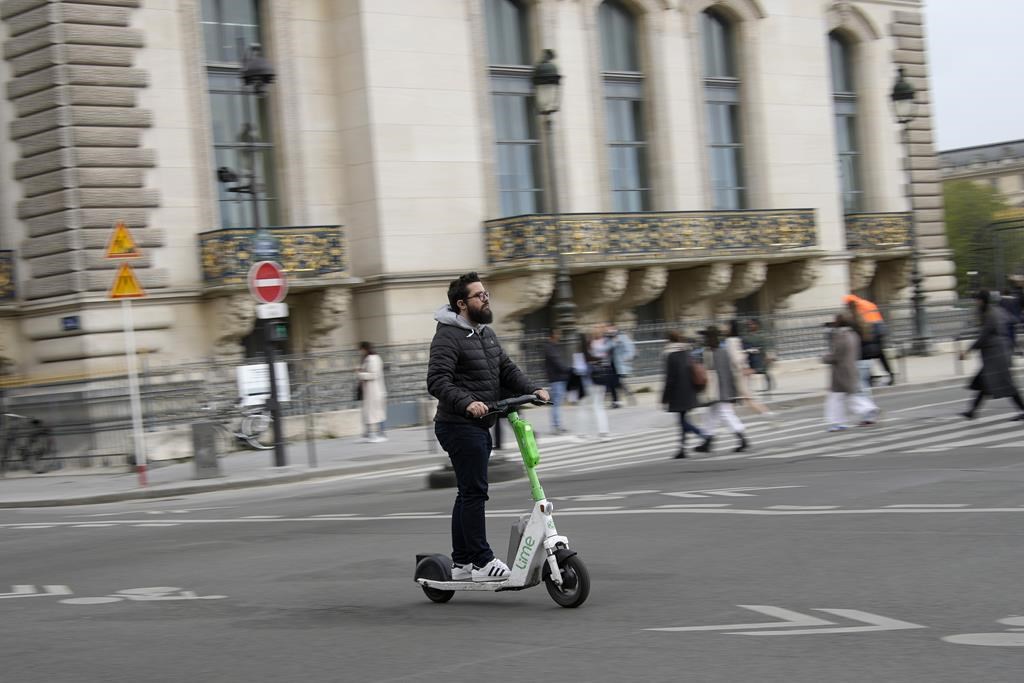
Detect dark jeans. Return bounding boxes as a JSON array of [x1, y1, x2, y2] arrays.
[[678, 411, 704, 441], [435, 421, 494, 567]]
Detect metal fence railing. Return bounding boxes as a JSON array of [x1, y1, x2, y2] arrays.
[[0, 299, 982, 470]]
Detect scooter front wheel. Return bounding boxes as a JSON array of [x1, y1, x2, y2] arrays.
[[544, 554, 590, 608], [415, 554, 455, 604]]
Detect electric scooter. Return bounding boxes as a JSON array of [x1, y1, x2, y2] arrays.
[[414, 394, 590, 608]]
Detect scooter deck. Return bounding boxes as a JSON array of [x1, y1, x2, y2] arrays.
[[417, 578, 538, 592]]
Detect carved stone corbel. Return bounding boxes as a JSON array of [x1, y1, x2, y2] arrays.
[[714, 260, 767, 318], [849, 258, 878, 293], [612, 266, 669, 330], [572, 268, 630, 326], [488, 272, 556, 340], [307, 287, 352, 352], [871, 258, 912, 305], [0, 319, 17, 374], [211, 293, 257, 362], [663, 262, 732, 324], [765, 259, 822, 311]]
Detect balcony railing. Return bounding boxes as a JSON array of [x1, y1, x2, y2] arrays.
[[0, 250, 14, 303], [844, 212, 912, 251], [199, 225, 347, 289], [484, 209, 817, 269]]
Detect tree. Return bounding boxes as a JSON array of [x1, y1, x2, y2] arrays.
[[942, 180, 1007, 294]]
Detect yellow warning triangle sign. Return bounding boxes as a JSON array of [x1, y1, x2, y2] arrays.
[[106, 221, 142, 259], [109, 263, 145, 299]]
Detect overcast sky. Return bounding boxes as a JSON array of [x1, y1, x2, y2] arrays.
[[925, 0, 1024, 151]]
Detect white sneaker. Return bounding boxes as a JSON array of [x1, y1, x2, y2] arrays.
[[371, 435, 388, 443], [357, 436, 373, 443], [472, 558, 511, 582], [451, 562, 472, 581]]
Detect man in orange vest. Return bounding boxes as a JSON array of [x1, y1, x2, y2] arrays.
[[843, 294, 896, 386]]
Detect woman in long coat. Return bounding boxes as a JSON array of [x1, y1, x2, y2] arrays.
[[696, 327, 748, 454], [960, 290, 1024, 420], [824, 313, 878, 430], [357, 341, 389, 442], [662, 331, 704, 459]]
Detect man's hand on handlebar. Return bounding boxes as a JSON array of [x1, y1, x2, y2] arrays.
[[466, 401, 489, 418], [534, 388, 550, 402]]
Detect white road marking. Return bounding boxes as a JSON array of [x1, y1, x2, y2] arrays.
[[735, 609, 925, 636], [72, 524, 118, 528], [0, 585, 71, 599], [646, 605, 834, 632], [559, 506, 623, 512], [765, 505, 839, 510], [907, 428, 1024, 452], [607, 489, 661, 496], [656, 504, 732, 508], [241, 515, 283, 519], [647, 605, 925, 636], [883, 504, 968, 508], [132, 523, 180, 527], [943, 632, 1024, 647], [663, 486, 803, 498]]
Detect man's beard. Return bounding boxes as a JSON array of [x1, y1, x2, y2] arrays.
[[467, 305, 493, 325]]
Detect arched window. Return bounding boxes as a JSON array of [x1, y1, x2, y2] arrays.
[[201, 0, 278, 228], [485, 0, 542, 217], [701, 10, 744, 210], [599, 0, 650, 212], [829, 32, 862, 213]]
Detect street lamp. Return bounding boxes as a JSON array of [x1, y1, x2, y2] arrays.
[[891, 67, 929, 355], [532, 49, 576, 362], [215, 42, 287, 468]]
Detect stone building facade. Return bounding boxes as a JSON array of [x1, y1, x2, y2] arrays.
[[0, 0, 956, 382], [939, 139, 1024, 209]]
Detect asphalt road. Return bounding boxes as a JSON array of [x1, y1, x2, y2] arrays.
[[3, 380, 1024, 683]]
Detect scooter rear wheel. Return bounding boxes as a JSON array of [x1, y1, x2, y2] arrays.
[[544, 554, 590, 608], [415, 554, 455, 603]]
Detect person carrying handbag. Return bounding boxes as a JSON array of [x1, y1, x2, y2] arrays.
[[662, 331, 707, 459]]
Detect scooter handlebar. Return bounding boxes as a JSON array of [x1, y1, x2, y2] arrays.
[[484, 394, 550, 417]]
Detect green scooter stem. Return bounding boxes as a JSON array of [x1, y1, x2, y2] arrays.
[[507, 410, 545, 502]]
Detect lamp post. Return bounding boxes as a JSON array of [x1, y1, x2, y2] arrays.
[[891, 67, 929, 355], [532, 49, 576, 362], [216, 43, 287, 467]]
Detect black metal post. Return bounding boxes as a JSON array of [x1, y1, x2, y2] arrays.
[[263, 320, 286, 467], [543, 114, 576, 363], [901, 122, 929, 355]]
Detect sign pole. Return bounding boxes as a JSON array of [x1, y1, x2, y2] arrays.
[[122, 299, 147, 486]]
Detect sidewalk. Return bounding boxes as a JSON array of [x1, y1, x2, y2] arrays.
[[0, 348, 977, 507]]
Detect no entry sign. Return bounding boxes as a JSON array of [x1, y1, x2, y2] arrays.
[[248, 261, 288, 304]]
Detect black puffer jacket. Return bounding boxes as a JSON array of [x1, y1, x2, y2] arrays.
[[427, 305, 540, 429]]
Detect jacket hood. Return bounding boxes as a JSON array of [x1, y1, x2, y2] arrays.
[[434, 304, 484, 334]]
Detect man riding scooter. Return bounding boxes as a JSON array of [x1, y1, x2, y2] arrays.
[[427, 272, 549, 582]]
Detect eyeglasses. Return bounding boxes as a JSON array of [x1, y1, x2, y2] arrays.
[[466, 290, 490, 302]]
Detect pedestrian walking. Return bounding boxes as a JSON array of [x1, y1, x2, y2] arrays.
[[583, 329, 612, 441], [823, 313, 878, 431], [606, 323, 637, 408], [543, 329, 570, 434], [357, 341, 388, 442], [726, 320, 773, 418], [742, 319, 775, 393], [695, 327, 749, 453], [959, 289, 1024, 421], [844, 294, 896, 385], [427, 272, 549, 582], [662, 331, 706, 459]]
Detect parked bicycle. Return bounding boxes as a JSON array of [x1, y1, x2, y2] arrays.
[[200, 400, 274, 451], [0, 413, 57, 475]]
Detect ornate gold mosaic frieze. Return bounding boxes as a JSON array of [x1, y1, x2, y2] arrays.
[[0, 251, 15, 303], [199, 225, 347, 288], [844, 213, 912, 251], [485, 210, 817, 268]]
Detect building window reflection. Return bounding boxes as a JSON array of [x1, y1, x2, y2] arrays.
[[485, 0, 543, 217], [701, 10, 745, 210], [201, 0, 279, 228], [829, 32, 862, 213], [600, 0, 650, 212]]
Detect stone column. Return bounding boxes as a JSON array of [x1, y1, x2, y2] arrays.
[[663, 262, 732, 327], [3, 0, 164, 301]]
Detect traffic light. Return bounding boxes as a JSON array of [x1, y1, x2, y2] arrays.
[[268, 320, 288, 342]]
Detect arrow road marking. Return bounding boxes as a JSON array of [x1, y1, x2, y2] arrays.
[[646, 605, 834, 632], [0, 585, 72, 599], [646, 605, 926, 636], [733, 609, 926, 635], [662, 486, 803, 498]]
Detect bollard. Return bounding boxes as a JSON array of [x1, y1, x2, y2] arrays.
[[192, 421, 222, 479]]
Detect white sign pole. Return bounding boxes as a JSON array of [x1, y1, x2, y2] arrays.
[[122, 299, 147, 486]]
